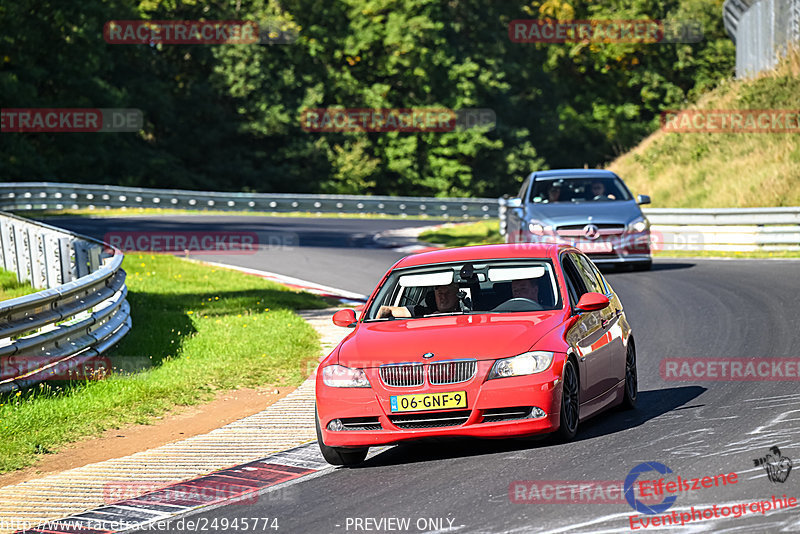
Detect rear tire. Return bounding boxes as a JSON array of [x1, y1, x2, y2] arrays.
[[315, 407, 368, 466], [621, 341, 638, 410], [556, 359, 579, 442]]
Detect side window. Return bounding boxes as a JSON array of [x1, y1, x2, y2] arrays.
[[517, 178, 530, 200], [561, 254, 587, 306], [584, 256, 610, 294], [574, 254, 606, 294]]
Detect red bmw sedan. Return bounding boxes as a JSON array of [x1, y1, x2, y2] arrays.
[[315, 243, 638, 466]]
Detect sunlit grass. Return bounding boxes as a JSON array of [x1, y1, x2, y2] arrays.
[[419, 220, 503, 247], [0, 254, 328, 473], [608, 49, 800, 208], [0, 269, 38, 301]]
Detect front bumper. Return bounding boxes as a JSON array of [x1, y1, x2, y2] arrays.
[[525, 232, 651, 264], [316, 361, 564, 448]]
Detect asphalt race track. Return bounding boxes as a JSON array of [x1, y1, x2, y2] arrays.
[[46, 215, 800, 533]]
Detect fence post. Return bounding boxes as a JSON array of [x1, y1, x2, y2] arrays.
[[58, 237, 74, 283], [0, 221, 11, 272], [28, 228, 46, 289], [13, 224, 29, 284]]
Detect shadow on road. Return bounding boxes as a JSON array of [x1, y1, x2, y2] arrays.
[[354, 386, 706, 468]]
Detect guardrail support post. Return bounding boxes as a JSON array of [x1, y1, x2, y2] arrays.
[[13, 225, 30, 284], [58, 237, 74, 283], [88, 245, 101, 273], [28, 229, 46, 289], [43, 234, 60, 288], [0, 221, 11, 272], [74, 241, 90, 278]]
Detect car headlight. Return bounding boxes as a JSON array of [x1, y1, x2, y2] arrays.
[[322, 364, 371, 388], [528, 222, 553, 236], [626, 216, 649, 233], [488, 351, 554, 379]]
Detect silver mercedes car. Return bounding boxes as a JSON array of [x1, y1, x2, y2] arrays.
[[504, 169, 652, 270]]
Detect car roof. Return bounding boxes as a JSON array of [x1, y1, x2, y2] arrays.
[[531, 169, 619, 179], [393, 243, 571, 269]]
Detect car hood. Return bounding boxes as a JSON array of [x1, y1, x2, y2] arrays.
[[527, 200, 641, 226], [338, 311, 565, 367]]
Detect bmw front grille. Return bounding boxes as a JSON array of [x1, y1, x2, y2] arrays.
[[379, 363, 424, 387], [379, 359, 477, 387], [428, 359, 477, 385]]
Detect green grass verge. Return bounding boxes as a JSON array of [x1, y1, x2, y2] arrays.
[[653, 249, 800, 259], [0, 254, 329, 473], [419, 220, 503, 247], [0, 269, 39, 301], [419, 220, 800, 259]]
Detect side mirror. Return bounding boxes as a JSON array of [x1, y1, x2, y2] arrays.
[[506, 197, 523, 209], [575, 292, 610, 313], [636, 194, 651, 205], [332, 308, 357, 328]]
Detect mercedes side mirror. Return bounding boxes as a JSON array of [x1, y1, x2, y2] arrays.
[[636, 194, 651, 205]]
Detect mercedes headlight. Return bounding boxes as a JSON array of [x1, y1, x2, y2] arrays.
[[488, 351, 554, 379], [528, 222, 553, 236], [626, 216, 649, 233], [322, 365, 371, 388]]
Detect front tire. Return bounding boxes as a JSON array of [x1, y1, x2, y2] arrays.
[[315, 407, 368, 466], [621, 341, 638, 409], [556, 358, 579, 441]]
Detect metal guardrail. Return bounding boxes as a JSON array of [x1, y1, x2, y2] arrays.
[[3, 182, 799, 254], [0, 211, 130, 392], [0, 182, 499, 219], [645, 208, 800, 251], [498, 199, 800, 251], [723, 0, 800, 77]]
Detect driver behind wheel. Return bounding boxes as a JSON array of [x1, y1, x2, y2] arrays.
[[511, 278, 539, 301], [377, 283, 460, 319]]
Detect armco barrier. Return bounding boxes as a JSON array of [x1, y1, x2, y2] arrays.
[[0, 182, 499, 219], [645, 207, 800, 251], [2, 182, 798, 254], [0, 211, 130, 392]]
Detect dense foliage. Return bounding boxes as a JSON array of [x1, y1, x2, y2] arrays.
[[1, 0, 734, 196]]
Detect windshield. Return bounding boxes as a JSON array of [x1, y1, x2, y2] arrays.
[[365, 260, 561, 321], [529, 176, 632, 203]]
